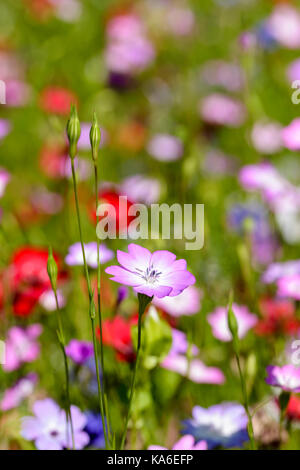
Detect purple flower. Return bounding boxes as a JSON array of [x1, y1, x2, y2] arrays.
[[266, 5, 300, 49], [66, 339, 94, 365], [207, 303, 257, 342], [277, 275, 300, 300], [1, 373, 37, 411], [282, 118, 300, 151], [5, 80, 31, 107], [65, 242, 114, 268], [0, 168, 11, 198], [149, 435, 207, 451], [147, 134, 183, 162], [182, 403, 249, 449], [84, 411, 105, 448], [153, 286, 202, 317], [287, 58, 300, 83], [166, 8, 195, 37], [105, 14, 155, 75], [201, 60, 244, 92], [262, 260, 300, 284], [21, 398, 89, 450], [120, 174, 161, 205], [199, 93, 246, 127], [266, 365, 300, 392], [105, 243, 196, 298], [251, 121, 282, 154], [0, 120, 11, 141], [161, 329, 225, 385], [39, 289, 66, 311], [3, 324, 42, 372], [239, 163, 287, 204]]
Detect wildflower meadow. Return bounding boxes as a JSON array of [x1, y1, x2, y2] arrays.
[[2, 0, 300, 455]]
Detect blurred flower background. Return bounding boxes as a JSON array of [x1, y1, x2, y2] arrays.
[[1, 0, 300, 451]]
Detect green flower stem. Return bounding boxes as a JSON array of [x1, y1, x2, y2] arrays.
[[53, 289, 75, 450], [120, 294, 152, 450], [70, 159, 109, 449], [235, 352, 256, 450], [227, 292, 256, 450], [93, 162, 112, 440]]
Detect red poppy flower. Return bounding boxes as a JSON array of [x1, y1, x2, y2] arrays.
[[90, 190, 136, 234], [286, 395, 300, 421], [98, 314, 138, 362], [9, 247, 65, 317], [24, 0, 55, 20], [39, 143, 68, 179], [39, 86, 78, 115], [256, 297, 300, 336]]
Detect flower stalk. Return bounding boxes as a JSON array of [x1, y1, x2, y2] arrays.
[[47, 247, 75, 450], [227, 292, 256, 450], [120, 293, 152, 449], [67, 105, 109, 449]]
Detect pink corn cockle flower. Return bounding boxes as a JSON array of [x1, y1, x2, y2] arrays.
[[1, 373, 37, 411], [199, 93, 246, 127], [277, 275, 300, 300], [207, 303, 257, 342], [266, 365, 300, 392], [161, 329, 225, 385], [148, 435, 207, 451], [153, 285, 202, 317], [105, 244, 196, 298], [3, 324, 43, 372], [147, 134, 183, 162], [0, 168, 11, 198], [282, 118, 300, 151], [266, 5, 300, 49], [65, 242, 114, 268]]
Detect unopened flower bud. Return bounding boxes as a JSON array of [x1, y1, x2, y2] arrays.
[[227, 293, 239, 351], [66, 104, 81, 159], [90, 112, 101, 162], [47, 247, 58, 292]]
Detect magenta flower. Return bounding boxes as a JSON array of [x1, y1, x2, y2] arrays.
[[266, 5, 300, 49], [65, 242, 114, 268], [266, 365, 300, 392], [65, 339, 94, 365], [277, 275, 300, 300], [1, 373, 37, 411], [251, 121, 282, 154], [207, 303, 257, 342], [120, 174, 161, 205], [0, 120, 11, 141], [147, 134, 183, 162], [39, 289, 66, 311], [0, 168, 11, 198], [105, 244, 196, 298], [21, 398, 89, 450], [153, 286, 202, 317], [199, 93, 246, 127], [287, 58, 300, 83], [161, 329, 225, 385], [262, 260, 300, 284], [239, 163, 287, 204], [201, 60, 244, 92], [282, 118, 300, 151], [105, 14, 155, 75], [3, 324, 42, 372], [149, 435, 207, 451]]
